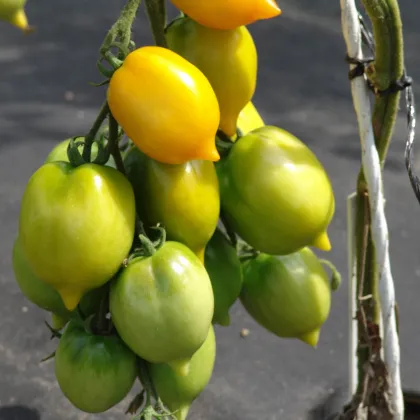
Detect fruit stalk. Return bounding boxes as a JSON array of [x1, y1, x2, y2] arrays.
[[145, 0, 167, 48], [81, 101, 110, 162]]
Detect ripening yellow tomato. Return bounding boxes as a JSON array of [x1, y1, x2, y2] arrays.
[[107, 46, 221, 165], [237, 101, 265, 136], [169, 0, 281, 30], [166, 17, 258, 137]]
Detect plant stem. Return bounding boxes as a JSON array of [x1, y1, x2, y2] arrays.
[[82, 101, 109, 162], [95, 282, 111, 334], [101, 0, 143, 53], [108, 114, 127, 175], [355, 0, 404, 402], [362, 0, 404, 164], [145, 0, 168, 48]]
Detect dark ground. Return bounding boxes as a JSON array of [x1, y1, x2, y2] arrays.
[[1, 0, 420, 419]]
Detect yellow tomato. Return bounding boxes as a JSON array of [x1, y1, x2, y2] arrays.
[[166, 17, 257, 137], [237, 101, 265, 135], [170, 0, 281, 30], [107, 46, 220, 165]]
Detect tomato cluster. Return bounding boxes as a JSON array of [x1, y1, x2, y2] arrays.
[[11, 1, 340, 418]]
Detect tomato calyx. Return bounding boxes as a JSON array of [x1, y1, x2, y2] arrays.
[[128, 222, 167, 262], [66, 136, 111, 167], [44, 320, 63, 340]]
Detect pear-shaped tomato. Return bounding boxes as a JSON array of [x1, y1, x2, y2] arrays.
[[12, 237, 71, 319], [110, 241, 214, 377], [19, 162, 136, 311], [108, 46, 220, 164], [237, 101, 265, 136], [55, 320, 137, 413], [45, 138, 116, 168], [124, 147, 219, 262], [0, 0, 31, 32], [166, 17, 257, 137], [204, 230, 242, 326], [149, 325, 216, 420], [240, 248, 331, 347], [217, 126, 335, 255], [169, 0, 281, 30]]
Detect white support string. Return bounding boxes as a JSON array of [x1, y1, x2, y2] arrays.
[[340, 0, 404, 419]]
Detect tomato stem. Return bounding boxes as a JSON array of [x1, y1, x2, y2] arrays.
[[145, 0, 168, 48], [139, 234, 157, 256], [319, 259, 342, 291], [93, 282, 112, 335], [108, 113, 127, 175], [220, 211, 238, 250], [82, 101, 110, 163]]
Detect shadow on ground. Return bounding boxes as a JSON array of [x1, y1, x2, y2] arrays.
[[0, 405, 40, 420]]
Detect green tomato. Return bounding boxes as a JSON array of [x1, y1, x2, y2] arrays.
[[55, 320, 137, 413], [18, 162, 136, 311], [240, 248, 331, 347], [44, 138, 116, 168], [217, 125, 335, 255], [12, 237, 71, 319], [149, 325, 216, 420], [204, 229, 242, 326], [110, 241, 214, 377], [124, 147, 220, 262]]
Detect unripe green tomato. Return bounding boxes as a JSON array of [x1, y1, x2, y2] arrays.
[[217, 126, 335, 255], [204, 229, 243, 326], [19, 162, 136, 311], [12, 236, 71, 319], [149, 325, 216, 420], [240, 248, 331, 347], [110, 241, 214, 377], [55, 320, 137, 413]]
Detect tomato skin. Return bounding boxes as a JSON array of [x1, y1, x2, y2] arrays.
[[0, 0, 30, 31], [124, 147, 220, 262], [110, 241, 214, 376], [149, 325, 216, 420], [240, 248, 331, 347], [237, 101, 265, 136], [45, 139, 116, 168], [12, 237, 71, 319], [54, 320, 137, 413], [166, 17, 257, 137], [18, 162, 136, 311], [169, 0, 281, 30], [217, 126, 335, 255], [204, 230, 243, 326], [107, 46, 220, 164]]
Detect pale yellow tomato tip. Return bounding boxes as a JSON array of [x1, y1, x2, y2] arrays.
[[299, 329, 320, 348], [175, 405, 191, 420], [312, 231, 332, 252], [10, 9, 31, 32], [195, 247, 206, 264], [59, 289, 83, 311], [51, 313, 69, 330], [168, 359, 191, 377]]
